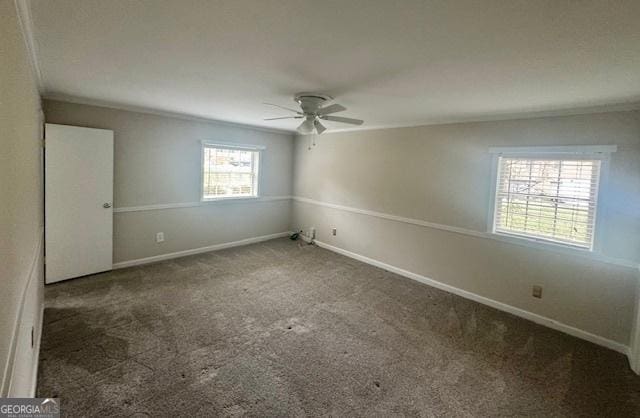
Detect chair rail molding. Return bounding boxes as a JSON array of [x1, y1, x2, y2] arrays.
[[292, 196, 639, 270]]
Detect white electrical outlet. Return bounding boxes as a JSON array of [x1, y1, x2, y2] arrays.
[[156, 232, 165, 243], [532, 285, 542, 298], [310, 227, 316, 240]]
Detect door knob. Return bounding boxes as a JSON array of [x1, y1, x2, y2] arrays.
[[103, 203, 112, 208]]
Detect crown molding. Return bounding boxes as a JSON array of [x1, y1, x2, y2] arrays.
[[42, 94, 297, 136], [298, 100, 640, 136], [14, 0, 43, 93], [47, 95, 640, 139]]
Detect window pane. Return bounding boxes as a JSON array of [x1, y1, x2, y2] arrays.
[[202, 146, 258, 199], [494, 157, 600, 248]]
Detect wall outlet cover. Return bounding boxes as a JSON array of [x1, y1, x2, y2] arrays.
[[532, 285, 543, 299], [156, 232, 165, 243]]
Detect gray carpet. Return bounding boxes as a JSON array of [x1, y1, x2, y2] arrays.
[[37, 238, 640, 417]]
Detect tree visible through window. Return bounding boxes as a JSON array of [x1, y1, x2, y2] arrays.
[[493, 157, 601, 249], [202, 145, 259, 200]]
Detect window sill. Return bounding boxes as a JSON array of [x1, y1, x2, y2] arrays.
[[201, 195, 260, 203]]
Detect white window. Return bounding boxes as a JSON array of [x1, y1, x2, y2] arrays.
[[201, 142, 262, 200], [489, 146, 615, 250]]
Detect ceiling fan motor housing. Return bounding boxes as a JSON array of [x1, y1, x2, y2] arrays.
[[294, 93, 333, 115]]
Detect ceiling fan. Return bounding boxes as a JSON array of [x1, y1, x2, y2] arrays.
[[264, 93, 363, 134]]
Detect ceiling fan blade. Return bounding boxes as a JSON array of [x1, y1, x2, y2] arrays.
[[316, 103, 347, 116], [314, 119, 327, 134], [320, 115, 364, 125], [263, 116, 303, 120], [263, 102, 302, 114], [297, 118, 315, 134]]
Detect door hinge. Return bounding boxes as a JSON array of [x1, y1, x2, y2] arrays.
[[42, 139, 46, 148]]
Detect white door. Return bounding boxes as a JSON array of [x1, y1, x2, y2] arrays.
[[45, 124, 114, 283]]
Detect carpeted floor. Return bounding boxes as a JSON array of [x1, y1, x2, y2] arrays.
[[38, 238, 640, 417]]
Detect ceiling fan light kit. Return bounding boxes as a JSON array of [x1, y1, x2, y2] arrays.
[[263, 92, 363, 135], [298, 118, 315, 134]]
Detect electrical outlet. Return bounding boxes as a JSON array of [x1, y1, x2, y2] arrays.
[[532, 285, 543, 299], [310, 227, 316, 240], [332, 228, 337, 236], [156, 232, 165, 243]]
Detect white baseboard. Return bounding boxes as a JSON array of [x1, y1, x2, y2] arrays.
[[630, 276, 640, 374], [631, 341, 640, 374], [3, 227, 44, 397], [113, 231, 291, 269], [632, 360, 639, 374], [313, 239, 630, 356], [30, 304, 44, 397]]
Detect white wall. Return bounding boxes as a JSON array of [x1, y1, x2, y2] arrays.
[[43, 100, 295, 264], [0, 0, 45, 396], [292, 111, 640, 347]]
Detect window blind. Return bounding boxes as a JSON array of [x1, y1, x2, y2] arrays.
[[493, 157, 601, 249], [202, 146, 259, 199]]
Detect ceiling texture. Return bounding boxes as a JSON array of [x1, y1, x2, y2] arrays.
[[28, 0, 640, 132]]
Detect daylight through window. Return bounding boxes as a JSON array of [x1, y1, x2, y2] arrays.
[[493, 156, 601, 249], [202, 145, 259, 200]]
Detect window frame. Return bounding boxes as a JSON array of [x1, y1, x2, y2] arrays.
[[200, 141, 265, 202], [487, 145, 616, 253]]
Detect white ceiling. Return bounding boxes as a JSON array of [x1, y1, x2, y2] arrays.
[[29, 0, 640, 132]]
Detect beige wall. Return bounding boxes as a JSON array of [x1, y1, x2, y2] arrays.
[[292, 111, 640, 345], [43, 100, 294, 263], [0, 0, 44, 395]]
